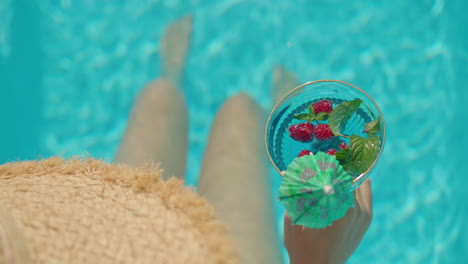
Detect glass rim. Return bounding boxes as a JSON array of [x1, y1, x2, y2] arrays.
[[265, 79, 386, 183]]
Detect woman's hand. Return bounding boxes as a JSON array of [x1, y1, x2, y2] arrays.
[[283, 179, 373, 264]]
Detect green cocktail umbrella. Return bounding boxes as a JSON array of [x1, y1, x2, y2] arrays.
[[279, 152, 354, 228]]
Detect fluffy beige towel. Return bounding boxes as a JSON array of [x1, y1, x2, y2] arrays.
[[0, 158, 239, 264]]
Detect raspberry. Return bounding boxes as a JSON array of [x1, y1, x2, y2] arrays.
[[339, 142, 349, 149], [314, 124, 334, 141], [312, 100, 333, 114], [326, 149, 337, 155], [289, 122, 314, 142], [298, 150, 312, 157]]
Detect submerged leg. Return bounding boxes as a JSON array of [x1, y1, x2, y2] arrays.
[[115, 16, 193, 179], [198, 94, 282, 264]]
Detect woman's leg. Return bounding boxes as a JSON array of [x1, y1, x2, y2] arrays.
[[114, 16, 192, 179], [198, 94, 283, 264]]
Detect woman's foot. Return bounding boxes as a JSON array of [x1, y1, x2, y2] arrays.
[[160, 15, 193, 84], [272, 65, 298, 104]]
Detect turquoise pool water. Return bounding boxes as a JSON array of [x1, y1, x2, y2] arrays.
[[1, 0, 467, 263]]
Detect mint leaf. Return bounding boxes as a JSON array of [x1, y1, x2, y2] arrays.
[[307, 105, 316, 122], [294, 113, 312, 121], [347, 135, 379, 175], [335, 148, 350, 161], [329, 99, 362, 137], [315, 112, 329, 121], [308, 105, 316, 115], [294, 106, 317, 122], [335, 148, 353, 171], [364, 117, 381, 136]]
